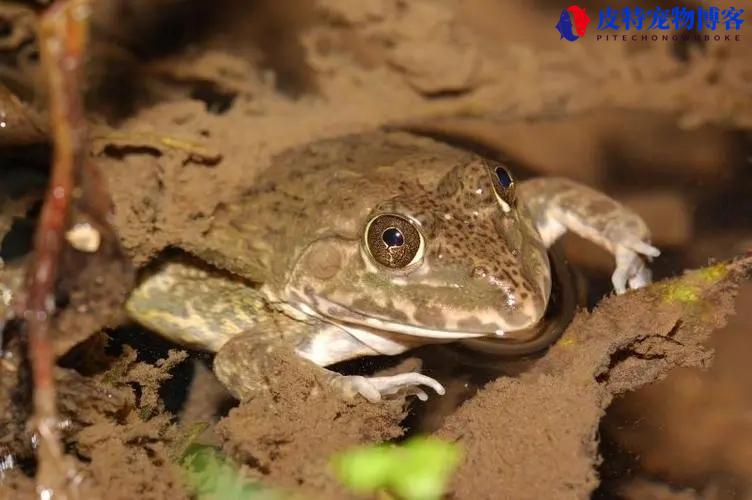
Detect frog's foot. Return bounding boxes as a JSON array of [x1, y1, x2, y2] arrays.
[[612, 241, 660, 294], [330, 373, 446, 403]]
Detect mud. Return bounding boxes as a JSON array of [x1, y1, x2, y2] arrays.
[[1, 0, 751, 499], [1, 342, 191, 499], [603, 283, 752, 496], [216, 354, 406, 497], [438, 260, 750, 499]]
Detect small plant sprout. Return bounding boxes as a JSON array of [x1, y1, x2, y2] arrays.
[[332, 436, 462, 500], [180, 444, 283, 500]]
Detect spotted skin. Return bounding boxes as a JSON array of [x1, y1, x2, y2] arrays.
[[125, 131, 659, 402]]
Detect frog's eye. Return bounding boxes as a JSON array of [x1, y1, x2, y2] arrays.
[[495, 166, 513, 189], [487, 162, 516, 210], [364, 214, 424, 270]]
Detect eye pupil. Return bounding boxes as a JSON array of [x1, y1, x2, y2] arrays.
[[382, 227, 404, 247], [495, 166, 513, 188]]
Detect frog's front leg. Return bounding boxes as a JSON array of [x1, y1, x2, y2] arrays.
[[127, 261, 444, 402], [213, 317, 445, 403], [518, 178, 660, 293]]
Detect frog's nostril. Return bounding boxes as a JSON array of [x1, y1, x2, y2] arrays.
[[471, 266, 487, 279]]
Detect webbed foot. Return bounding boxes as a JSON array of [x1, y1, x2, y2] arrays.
[[330, 373, 446, 403]]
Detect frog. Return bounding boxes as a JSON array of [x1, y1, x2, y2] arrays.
[[121, 131, 659, 402]]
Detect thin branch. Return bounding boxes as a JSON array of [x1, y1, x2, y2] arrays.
[[19, 1, 92, 498]]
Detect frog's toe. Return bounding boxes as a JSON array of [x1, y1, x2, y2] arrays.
[[405, 387, 430, 402], [332, 375, 382, 402], [612, 245, 656, 294], [331, 373, 445, 403], [628, 239, 660, 258], [627, 264, 652, 290]]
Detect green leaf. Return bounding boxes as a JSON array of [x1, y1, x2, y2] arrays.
[[332, 436, 461, 500], [180, 444, 282, 500], [332, 445, 394, 493]]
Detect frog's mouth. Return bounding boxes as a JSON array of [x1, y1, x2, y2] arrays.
[[282, 244, 573, 355], [288, 291, 501, 341]]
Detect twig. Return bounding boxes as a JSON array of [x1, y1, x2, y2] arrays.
[[19, 1, 92, 498]]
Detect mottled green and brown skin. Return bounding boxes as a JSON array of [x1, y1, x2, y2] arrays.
[[123, 131, 658, 402]]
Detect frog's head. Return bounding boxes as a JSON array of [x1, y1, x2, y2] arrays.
[[283, 159, 551, 340]]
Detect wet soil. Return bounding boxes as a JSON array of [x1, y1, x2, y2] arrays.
[[1, 1, 751, 499]]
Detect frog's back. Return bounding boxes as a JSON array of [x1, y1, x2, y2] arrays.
[[180, 131, 475, 284]]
